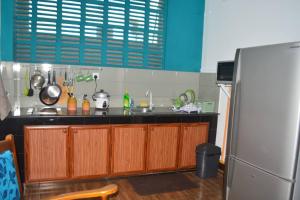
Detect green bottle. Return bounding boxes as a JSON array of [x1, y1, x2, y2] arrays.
[[123, 89, 130, 109]]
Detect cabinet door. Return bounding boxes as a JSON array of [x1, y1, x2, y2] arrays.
[[147, 124, 180, 171], [111, 125, 147, 175], [70, 125, 110, 178], [178, 123, 209, 168], [24, 126, 69, 182]]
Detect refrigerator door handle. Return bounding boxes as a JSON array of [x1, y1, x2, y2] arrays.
[[226, 80, 240, 189], [228, 81, 241, 157], [225, 49, 241, 160], [224, 49, 241, 199]]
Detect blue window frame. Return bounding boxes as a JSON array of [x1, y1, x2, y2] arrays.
[[14, 0, 166, 69]]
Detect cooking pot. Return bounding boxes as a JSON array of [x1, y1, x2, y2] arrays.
[[92, 89, 110, 110]]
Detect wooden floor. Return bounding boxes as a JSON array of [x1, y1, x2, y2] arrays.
[[24, 171, 223, 200]]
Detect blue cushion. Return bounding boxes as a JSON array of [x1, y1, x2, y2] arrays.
[[0, 150, 20, 200]]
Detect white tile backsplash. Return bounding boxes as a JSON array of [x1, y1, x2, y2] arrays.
[[1, 61, 219, 110], [199, 73, 217, 86], [198, 73, 220, 111]]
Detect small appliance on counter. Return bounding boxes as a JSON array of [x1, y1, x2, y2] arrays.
[[216, 61, 234, 85], [92, 89, 110, 110]]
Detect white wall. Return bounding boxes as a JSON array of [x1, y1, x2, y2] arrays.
[[201, 0, 300, 72], [201, 0, 300, 157]]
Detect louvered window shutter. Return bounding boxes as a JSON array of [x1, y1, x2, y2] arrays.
[[14, 0, 166, 69]]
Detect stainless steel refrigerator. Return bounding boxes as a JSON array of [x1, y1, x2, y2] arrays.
[[225, 42, 300, 200]]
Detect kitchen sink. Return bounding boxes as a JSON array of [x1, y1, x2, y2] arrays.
[[131, 107, 153, 114], [27, 107, 62, 115], [37, 107, 59, 115]]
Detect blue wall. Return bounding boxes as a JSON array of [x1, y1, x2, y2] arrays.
[[164, 0, 205, 72], [1, 0, 14, 61]]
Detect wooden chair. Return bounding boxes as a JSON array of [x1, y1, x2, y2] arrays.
[[0, 134, 118, 200]]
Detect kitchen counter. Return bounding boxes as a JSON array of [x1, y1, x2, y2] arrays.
[[10, 107, 217, 117], [7, 107, 218, 126], [0, 107, 218, 183]]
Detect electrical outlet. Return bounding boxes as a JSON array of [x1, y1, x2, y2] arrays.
[[92, 72, 99, 80]]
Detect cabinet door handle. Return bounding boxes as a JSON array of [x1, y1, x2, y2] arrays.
[[63, 129, 68, 134]]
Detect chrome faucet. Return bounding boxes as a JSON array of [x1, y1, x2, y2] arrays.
[[145, 89, 153, 110]]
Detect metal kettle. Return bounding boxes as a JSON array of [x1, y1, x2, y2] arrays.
[[92, 89, 110, 109]]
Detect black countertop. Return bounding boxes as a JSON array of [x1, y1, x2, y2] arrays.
[[7, 107, 218, 125], [10, 107, 218, 118]]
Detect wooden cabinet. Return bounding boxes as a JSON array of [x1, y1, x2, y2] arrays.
[[178, 123, 209, 168], [70, 126, 110, 178], [24, 126, 69, 182], [24, 122, 210, 182], [111, 125, 147, 175], [147, 124, 180, 171]]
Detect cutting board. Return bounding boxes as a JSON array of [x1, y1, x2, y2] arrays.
[[57, 76, 68, 105]]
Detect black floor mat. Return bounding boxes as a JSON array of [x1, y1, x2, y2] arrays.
[[128, 172, 199, 196]]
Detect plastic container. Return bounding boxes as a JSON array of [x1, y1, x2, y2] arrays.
[[82, 94, 90, 112], [123, 89, 130, 109], [67, 94, 77, 111], [196, 143, 221, 178], [201, 101, 215, 112]]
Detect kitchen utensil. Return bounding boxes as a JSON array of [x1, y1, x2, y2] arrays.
[[57, 71, 68, 105], [184, 89, 195, 104], [48, 70, 61, 98], [63, 71, 73, 86], [92, 89, 110, 110], [63, 71, 68, 86], [75, 71, 85, 82], [39, 71, 62, 106], [27, 78, 34, 96], [39, 71, 52, 105], [31, 69, 45, 89], [68, 84, 75, 94], [84, 74, 94, 82], [179, 93, 188, 104], [23, 69, 29, 96], [172, 97, 184, 109]]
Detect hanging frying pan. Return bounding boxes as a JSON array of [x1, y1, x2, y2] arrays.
[[39, 71, 62, 106]]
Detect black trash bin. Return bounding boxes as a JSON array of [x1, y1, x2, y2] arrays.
[[196, 143, 221, 178]]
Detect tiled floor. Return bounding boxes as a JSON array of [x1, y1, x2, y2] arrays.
[[24, 171, 223, 200]]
